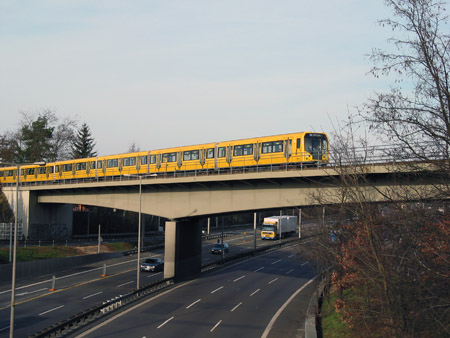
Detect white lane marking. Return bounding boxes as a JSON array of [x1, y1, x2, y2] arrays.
[[271, 259, 281, 265], [82, 291, 103, 300], [288, 254, 295, 258], [0, 254, 164, 296], [301, 262, 308, 266], [211, 286, 224, 294], [268, 278, 278, 284], [231, 302, 242, 312], [210, 320, 222, 332], [254, 267, 264, 272], [186, 299, 201, 309], [261, 277, 316, 338], [250, 289, 260, 297], [147, 272, 162, 278], [117, 281, 134, 287], [16, 287, 47, 296], [286, 269, 294, 275], [39, 305, 64, 316], [0, 325, 10, 332], [233, 275, 246, 282], [157, 316, 174, 329]]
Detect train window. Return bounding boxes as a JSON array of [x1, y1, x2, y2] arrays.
[[63, 164, 73, 172], [48, 166, 54, 174], [76, 163, 86, 171], [90, 161, 96, 169], [140, 156, 148, 165], [124, 157, 136, 166], [218, 147, 226, 158], [262, 141, 283, 153], [207, 148, 214, 159], [273, 141, 283, 152], [97, 161, 102, 169], [150, 155, 156, 164], [243, 144, 253, 155], [56, 165, 60, 173], [163, 152, 176, 163], [6, 170, 14, 177], [297, 138, 301, 149], [183, 150, 199, 161], [107, 159, 119, 168], [38, 167, 46, 174]]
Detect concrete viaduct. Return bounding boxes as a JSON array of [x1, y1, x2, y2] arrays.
[[2, 162, 441, 280]]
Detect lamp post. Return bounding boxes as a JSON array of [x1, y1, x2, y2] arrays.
[[2, 161, 45, 338], [124, 173, 156, 290], [9, 164, 20, 338]]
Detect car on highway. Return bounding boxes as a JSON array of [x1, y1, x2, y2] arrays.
[[211, 242, 229, 254], [140, 257, 164, 272]]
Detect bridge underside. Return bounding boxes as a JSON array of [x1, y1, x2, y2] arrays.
[[6, 167, 445, 280]]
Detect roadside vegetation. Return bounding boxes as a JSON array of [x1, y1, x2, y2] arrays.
[[0, 242, 135, 264], [304, 0, 450, 337]]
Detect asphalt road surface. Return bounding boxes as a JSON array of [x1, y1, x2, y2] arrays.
[[0, 230, 306, 337], [78, 245, 315, 338]]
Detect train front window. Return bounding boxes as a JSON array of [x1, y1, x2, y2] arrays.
[[304, 133, 328, 158]]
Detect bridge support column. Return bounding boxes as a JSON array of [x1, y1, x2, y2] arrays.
[[164, 219, 201, 281]]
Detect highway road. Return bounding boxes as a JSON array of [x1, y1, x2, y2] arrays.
[[78, 245, 314, 338], [0, 230, 304, 337]]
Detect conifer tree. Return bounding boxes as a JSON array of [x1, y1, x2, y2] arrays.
[[71, 123, 97, 159]]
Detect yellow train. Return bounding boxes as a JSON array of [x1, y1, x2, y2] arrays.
[[0, 132, 328, 185]]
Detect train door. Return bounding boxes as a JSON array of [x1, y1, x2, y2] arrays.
[[284, 139, 292, 162], [199, 149, 206, 167], [226, 146, 233, 166], [177, 151, 183, 170], [254, 142, 261, 162], [156, 153, 162, 170]]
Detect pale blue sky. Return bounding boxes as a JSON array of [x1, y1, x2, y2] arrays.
[[1, 1, 394, 155]]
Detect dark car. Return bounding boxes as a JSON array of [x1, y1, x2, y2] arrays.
[[140, 257, 164, 272], [211, 243, 229, 254]]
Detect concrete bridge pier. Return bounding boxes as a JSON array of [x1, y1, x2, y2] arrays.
[[2, 187, 73, 240], [164, 219, 202, 281]]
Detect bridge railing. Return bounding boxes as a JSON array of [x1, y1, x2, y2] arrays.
[[3, 143, 447, 188]]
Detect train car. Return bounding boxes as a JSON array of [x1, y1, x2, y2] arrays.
[[149, 142, 217, 174], [96, 151, 151, 179], [214, 131, 328, 169], [0, 166, 18, 185], [0, 132, 329, 184]]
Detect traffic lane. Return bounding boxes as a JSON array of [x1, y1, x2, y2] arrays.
[[0, 239, 242, 337], [79, 247, 314, 338], [0, 266, 166, 337], [0, 233, 291, 336]]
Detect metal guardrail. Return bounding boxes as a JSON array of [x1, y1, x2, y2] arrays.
[[30, 238, 300, 338], [29, 278, 175, 338]]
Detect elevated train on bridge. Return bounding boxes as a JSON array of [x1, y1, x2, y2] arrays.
[[0, 132, 328, 185]]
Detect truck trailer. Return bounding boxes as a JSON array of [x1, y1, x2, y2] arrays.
[[261, 216, 297, 240]]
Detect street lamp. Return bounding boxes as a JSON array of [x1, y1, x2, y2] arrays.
[[124, 173, 156, 290], [1, 161, 45, 338]]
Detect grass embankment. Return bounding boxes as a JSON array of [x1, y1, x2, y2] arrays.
[[0, 242, 135, 264], [321, 288, 354, 337]]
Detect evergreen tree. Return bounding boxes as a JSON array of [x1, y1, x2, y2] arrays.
[[71, 123, 97, 159], [19, 114, 54, 163]]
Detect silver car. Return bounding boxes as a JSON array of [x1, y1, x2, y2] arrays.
[[140, 258, 164, 272]]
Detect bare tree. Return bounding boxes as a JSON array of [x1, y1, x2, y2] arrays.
[[361, 0, 450, 168]]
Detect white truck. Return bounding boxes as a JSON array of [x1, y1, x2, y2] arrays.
[[261, 216, 297, 240]]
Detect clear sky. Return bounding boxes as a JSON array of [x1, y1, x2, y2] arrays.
[[1, 0, 394, 156]]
